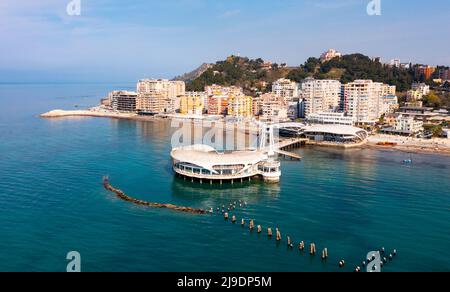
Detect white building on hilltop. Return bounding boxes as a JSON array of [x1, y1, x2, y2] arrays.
[[320, 49, 342, 63]]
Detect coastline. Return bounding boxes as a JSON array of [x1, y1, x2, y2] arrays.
[[40, 108, 165, 122], [40, 108, 450, 156], [365, 134, 450, 156]]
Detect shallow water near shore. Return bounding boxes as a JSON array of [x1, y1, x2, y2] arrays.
[[0, 83, 449, 272]]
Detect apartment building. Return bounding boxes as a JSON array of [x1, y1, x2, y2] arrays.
[[300, 78, 342, 118], [382, 95, 400, 114], [228, 95, 253, 118], [343, 80, 397, 124], [272, 78, 299, 102], [411, 82, 430, 98], [136, 79, 185, 114], [109, 90, 137, 112], [260, 93, 288, 121], [415, 65, 436, 80], [205, 85, 244, 116], [180, 92, 206, 115], [439, 68, 450, 82]]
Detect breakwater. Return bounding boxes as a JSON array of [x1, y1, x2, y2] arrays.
[[103, 176, 206, 214]]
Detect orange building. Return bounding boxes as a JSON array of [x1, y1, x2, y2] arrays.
[[207, 95, 229, 115], [415, 65, 436, 80]]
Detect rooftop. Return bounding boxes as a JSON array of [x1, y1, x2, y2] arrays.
[[171, 145, 268, 170], [303, 124, 367, 137]]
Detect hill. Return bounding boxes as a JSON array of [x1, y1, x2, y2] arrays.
[[184, 54, 443, 95], [185, 56, 290, 95], [173, 63, 212, 82], [287, 54, 415, 92]]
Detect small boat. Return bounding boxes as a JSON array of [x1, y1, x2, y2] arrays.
[[403, 153, 413, 164], [377, 142, 398, 146]]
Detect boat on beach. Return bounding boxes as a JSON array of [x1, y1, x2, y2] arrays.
[[377, 142, 398, 147]]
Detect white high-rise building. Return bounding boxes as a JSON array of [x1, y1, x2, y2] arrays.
[[272, 78, 299, 102], [300, 78, 342, 118], [343, 80, 396, 124]]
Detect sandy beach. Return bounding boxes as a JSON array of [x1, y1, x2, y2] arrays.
[[366, 134, 450, 156]]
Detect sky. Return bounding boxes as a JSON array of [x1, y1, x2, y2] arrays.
[[0, 0, 449, 82]]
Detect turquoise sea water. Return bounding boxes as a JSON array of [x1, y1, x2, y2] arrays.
[[0, 83, 449, 272]]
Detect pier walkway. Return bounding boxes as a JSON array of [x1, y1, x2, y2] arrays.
[[263, 138, 308, 160]]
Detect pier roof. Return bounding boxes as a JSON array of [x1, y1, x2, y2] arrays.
[[171, 145, 267, 170], [303, 124, 367, 136]]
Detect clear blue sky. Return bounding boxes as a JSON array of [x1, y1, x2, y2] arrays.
[[0, 0, 449, 82]]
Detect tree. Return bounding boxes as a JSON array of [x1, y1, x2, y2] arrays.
[[423, 91, 442, 108], [286, 68, 309, 83]]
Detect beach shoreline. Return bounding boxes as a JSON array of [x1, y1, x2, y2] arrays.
[[40, 108, 450, 156], [365, 134, 450, 156]]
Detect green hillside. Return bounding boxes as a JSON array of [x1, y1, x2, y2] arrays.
[[186, 54, 444, 96]]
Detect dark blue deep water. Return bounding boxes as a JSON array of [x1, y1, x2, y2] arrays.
[[0, 83, 449, 272]]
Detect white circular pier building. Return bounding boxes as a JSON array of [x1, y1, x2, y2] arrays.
[[171, 145, 281, 183]]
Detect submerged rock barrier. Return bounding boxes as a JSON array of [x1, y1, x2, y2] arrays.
[[103, 176, 206, 215]]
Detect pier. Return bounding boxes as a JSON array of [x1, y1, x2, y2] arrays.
[[272, 138, 307, 160]]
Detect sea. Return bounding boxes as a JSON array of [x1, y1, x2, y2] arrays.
[[0, 83, 449, 272]]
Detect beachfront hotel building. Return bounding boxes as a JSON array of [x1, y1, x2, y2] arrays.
[[109, 90, 137, 112], [301, 78, 342, 118], [342, 80, 397, 124], [392, 115, 424, 135], [272, 78, 299, 102], [136, 79, 185, 114], [228, 94, 253, 118], [180, 92, 206, 115]]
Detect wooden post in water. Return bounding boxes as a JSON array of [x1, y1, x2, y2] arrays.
[[310, 243, 316, 255], [299, 241, 305, 251], [249, 220, 255, 230]]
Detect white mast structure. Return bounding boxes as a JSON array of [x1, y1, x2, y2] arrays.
[[259, 124, 276, 157]]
